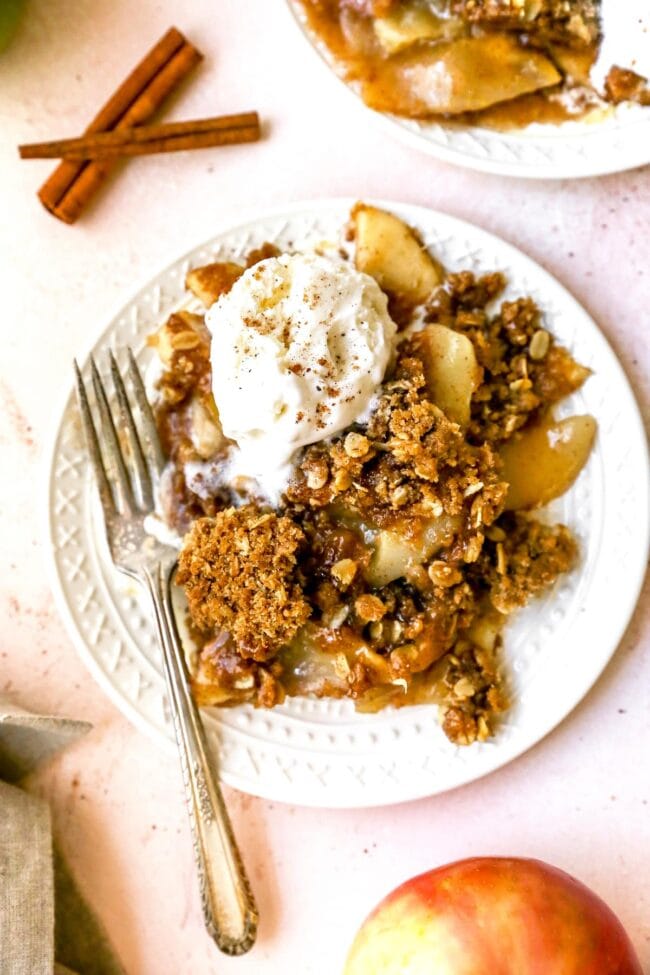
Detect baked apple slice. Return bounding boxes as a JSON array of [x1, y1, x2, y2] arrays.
[[549, 45, 594, 85], [500, 415, 597, 510], [374, 4, 461, 54], [353, 203, 443, 306], [279, 624, 360, 697], [413, 323, 482, 427], [188, 395, 225, 459], [361, 33, 562, 116], [367, 513, 461, 587]]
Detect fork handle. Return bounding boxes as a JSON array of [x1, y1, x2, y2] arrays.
[[143, 563, 258, 955]]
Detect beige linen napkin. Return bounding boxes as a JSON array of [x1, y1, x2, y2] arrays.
[[0, 701, 126, 975]]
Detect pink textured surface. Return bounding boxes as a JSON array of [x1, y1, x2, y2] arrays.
[[0, 1, 649, 973]]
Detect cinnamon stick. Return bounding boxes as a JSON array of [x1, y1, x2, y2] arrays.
[[37, 27, 202, 223], [20, 113, 261, 160], [50, 127, 259, 161]]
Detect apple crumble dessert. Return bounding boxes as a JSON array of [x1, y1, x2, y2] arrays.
[[293, 1, 649, 129], [150, 204, 596, 746]]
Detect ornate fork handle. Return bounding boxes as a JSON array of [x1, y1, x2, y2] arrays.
[[143, 562, 258, 955]]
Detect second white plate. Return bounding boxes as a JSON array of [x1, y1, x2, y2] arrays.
[[286, 0, 650, 179], [47, 200, 649, 807]]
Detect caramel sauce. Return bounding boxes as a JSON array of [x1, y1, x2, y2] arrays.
[[459, 90, 576, 130], [296, 1, 598, 130]]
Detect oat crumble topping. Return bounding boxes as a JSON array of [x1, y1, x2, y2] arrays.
[[177, 507, 310, 661]]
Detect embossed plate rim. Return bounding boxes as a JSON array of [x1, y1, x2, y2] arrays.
[[46, 198, 650, 807]]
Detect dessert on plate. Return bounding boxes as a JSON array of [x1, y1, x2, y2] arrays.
[[149, 203, 596, 746], [292, 0, 650, 129]]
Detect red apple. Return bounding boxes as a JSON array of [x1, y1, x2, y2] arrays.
[[344, 858, 642, 975]]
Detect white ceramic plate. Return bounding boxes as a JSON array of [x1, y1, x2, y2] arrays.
[[47, 200, 649, 807], [286, 1, 650, 179]]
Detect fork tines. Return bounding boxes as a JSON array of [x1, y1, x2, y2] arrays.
[[74, 351, 165, 516]]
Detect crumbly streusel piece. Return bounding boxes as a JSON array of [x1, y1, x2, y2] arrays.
[[440, 641, 509, 746], [288, 351, 507, 537], [177, 506, 311, 661], [185, 262, 244, 308], [426, 272, 590, 445], [450, 0, 599, 47], [148, 311, 212, 406], [475, 513, 578, 614], [604, 67, 650, 106]]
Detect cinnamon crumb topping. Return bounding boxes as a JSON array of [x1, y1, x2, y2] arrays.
[[426, 272, 590, 443], [474, 514, 578, 614], [177, 506, 310, 661]]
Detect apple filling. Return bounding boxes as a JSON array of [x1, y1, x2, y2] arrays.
[[294, 0, 649, 130], [150, 204, 596, 746]]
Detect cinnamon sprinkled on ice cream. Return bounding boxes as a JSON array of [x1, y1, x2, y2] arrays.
[[206, 253, 397, 501]]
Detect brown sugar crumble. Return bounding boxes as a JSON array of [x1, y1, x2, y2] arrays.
[[604, 66, 650, 106], [177, 506, 310, 661], [474, 514, 578, 615], [153, 218, 594, 747], [425, 271, 590, 444], [450, 0, 599, 47]]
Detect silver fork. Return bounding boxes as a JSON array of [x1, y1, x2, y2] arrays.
[[74, 350, 258, 956]]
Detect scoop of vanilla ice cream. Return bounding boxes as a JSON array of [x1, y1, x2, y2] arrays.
[[206, 253, 397, 500], [591, 2, 650, 92]]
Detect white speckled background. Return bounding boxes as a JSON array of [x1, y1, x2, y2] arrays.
[[0, 1, 649, 972]]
